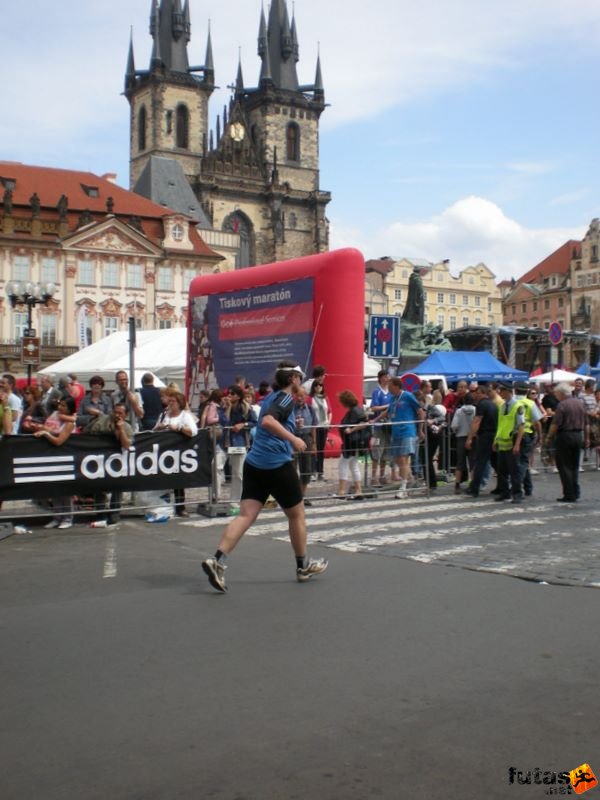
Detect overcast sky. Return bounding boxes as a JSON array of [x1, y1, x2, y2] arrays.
[[2, 0, 600, 280]]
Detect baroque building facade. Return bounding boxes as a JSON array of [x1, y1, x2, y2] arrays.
[[501, 222, 600, 368], [365, 257, 503, 331], [125, 0, 330, 270], [0, 162, 221, 373]]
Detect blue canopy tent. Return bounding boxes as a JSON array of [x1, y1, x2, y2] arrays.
[[411, 351, 529, 383], [576, 362, 600, 378]]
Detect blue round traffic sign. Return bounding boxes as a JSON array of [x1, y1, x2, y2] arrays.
[[401, 372, 421, 393], [548, 321, 563, 345]]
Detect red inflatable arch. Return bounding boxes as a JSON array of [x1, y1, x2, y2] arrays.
[[187, 248, 365, 423]]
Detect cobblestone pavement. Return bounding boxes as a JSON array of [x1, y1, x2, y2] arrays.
[[182, 466, 600, 589]]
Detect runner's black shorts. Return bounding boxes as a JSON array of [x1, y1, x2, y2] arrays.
[[241, 459, 303, 509]]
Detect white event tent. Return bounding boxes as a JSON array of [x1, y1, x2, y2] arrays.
[[40, 328, 188, 389], [530, 369, 582, 385]]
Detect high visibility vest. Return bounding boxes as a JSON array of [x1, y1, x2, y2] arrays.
[[495, 400, 523, 451], [517, 395, 535, 434]]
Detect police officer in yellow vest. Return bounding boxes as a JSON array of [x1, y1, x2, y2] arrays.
[[515, 382, 544, 497], [492, 382, 525, 503]]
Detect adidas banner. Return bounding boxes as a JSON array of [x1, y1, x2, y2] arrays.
[[0, 431, 213, 501]]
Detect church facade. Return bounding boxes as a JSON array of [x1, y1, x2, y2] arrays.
[[125, 0, 331, 269]]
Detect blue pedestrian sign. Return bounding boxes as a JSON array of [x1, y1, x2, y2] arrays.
[[368, 315, 400, 358]]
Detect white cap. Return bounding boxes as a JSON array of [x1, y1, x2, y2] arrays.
[[280, 364, 305, 379]]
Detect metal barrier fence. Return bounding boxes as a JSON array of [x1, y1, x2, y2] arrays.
[[0, 421, 436, 525]]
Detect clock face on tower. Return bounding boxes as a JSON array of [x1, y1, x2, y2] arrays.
[[172, 223, 184, 241]]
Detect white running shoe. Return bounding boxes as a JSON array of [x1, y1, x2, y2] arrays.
[[202, 557, 227, 593], [296, 558, 328, 582]]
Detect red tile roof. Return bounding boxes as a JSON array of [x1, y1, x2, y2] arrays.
[[0, 161, 220, 259], [517, 240, 580, 285]]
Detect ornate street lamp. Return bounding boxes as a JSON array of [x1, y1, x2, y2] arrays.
[[5, 280, 57, 384]]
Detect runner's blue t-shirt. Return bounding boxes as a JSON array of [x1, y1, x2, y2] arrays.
[[246, 389, 296, 469], [389, 391, 421, 439]]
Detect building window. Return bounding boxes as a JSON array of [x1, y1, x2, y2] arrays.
[[475, 296, 481, 307], [127, 263, 143, 288], [437, 292, 444, 303], [468, 276, 474, 285], [532, 301, 537, 311], [104, 316, 119, 337], [522, 303, 527, 313], [449, 293, 456, 305], [40, 315, 57, 346], [402, 270, 408, 279], [183, 268, 197, 290], [138, 105, 147, 152], [14, 311, 27, 340], [462, 316, 469, 327], [286, 123, 300, 161], [41, 258, 57, 283], [423, 291, 428, 302], [592, 245, 598, 263], [223, 211, 254, 268], [13, 255, 30, 282], [475, 317, 481, 325], [587, 274, 594, 286], [511, 304, 516, 314], [437, 314, 444, 327], [463, 295, 468, 306], [172, 224, 184, 242], [176, 104, 189, 149], [488, 301, 492, 312], [129, 316, 143, 331], [158, 266, 174, 291], [449, 316, 456, 330], [103, 262, 119, 287], [544, 299, 550, 310], [394, 289, 402, 301], [558, 297, 564, 307], [158, 318, 172, 330], [576, 275, 585, 288], [78, 259, 94, 285]]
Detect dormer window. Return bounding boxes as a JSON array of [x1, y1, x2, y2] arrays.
[[0, 177, 16, 190], [81, 184, 99, 198], [172, 223, 184, 242]]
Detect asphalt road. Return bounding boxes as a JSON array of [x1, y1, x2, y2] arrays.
[[1, 471, 599, 799]]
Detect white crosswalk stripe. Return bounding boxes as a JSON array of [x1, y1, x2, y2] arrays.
[[184, 494, 598, 586]]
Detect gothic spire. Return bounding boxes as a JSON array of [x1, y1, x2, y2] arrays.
[[314, 51, 324, 99], [183, 0, 191, 43], [264, 0, 299, 90], [149, 0, 162, 69], [149, 0, 189, 74], [257, 5, 267, 58], [259, 31, 273, 86], [205, 23, 214, 73], [291, 13, 299, 63], [235, 52, 244, 96], [125, 28, 136, 93]]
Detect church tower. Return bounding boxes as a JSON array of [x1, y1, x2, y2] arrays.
[[125, 0, 214, 188], [126, 0, 330, 267]]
